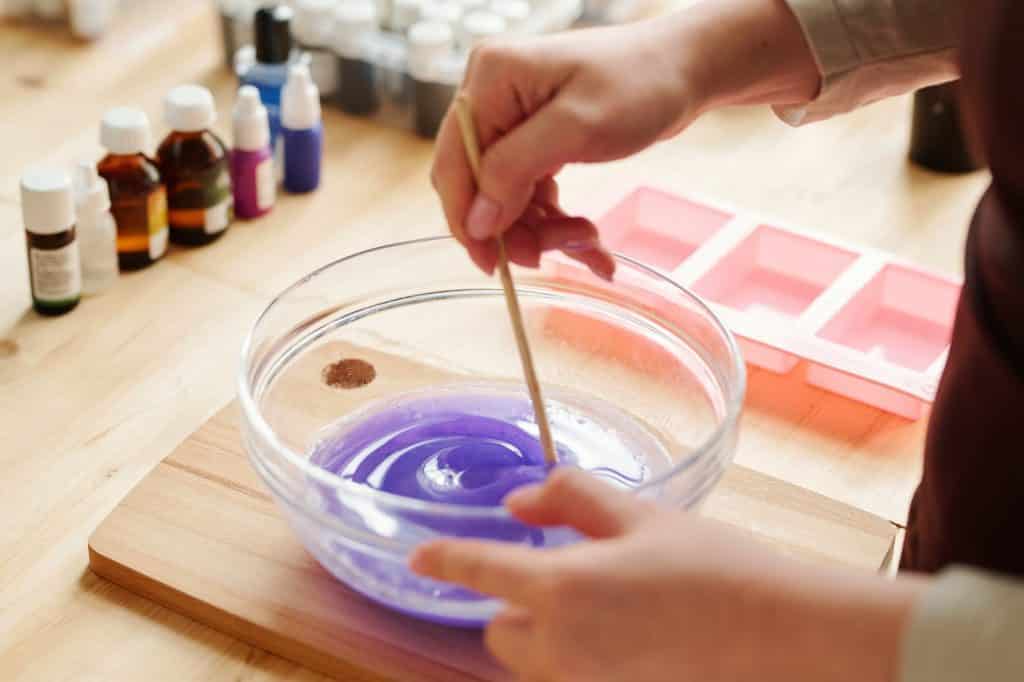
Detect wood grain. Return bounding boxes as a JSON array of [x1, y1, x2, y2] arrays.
[[88, 342, 896, 682], [0, 1, 990, 680]]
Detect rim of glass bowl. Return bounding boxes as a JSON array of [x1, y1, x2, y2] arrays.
[[238, 235, 746, 521]]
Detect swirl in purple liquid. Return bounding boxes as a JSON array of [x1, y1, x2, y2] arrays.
[[309, 390, 578, 543]]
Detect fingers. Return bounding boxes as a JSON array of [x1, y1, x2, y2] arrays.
[[503, 223, 542, 268], [562, 243, 617, 281], [465, 101, 588, 241], [409, 539, 548, 605], [504, 468, 655, 539], [485, 607, 535, 672]]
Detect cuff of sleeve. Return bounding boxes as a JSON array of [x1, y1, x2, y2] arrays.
[[901, 568, 1024, 682], [773, 0, 861, 126], [775, 0, 959, 125]]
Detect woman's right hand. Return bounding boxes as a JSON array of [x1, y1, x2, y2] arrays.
[[430, 0, 820, 277], [431, 17, 707, 277]]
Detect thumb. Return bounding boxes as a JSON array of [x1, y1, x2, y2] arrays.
[[465, 101, 587, 242], [504, 467, 655, 538]]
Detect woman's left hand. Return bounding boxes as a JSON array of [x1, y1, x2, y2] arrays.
[[411, 468, 922, 682]]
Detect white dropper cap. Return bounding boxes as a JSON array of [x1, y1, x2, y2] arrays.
[[233, 85, 271, 151], [293, 0, 336, 47], [73, 160, 111, 217], [282, 63, 322, 130], [164, 84, 217, 133], [490, 0, 528, 30], [419, 0, 462, 26], [390, 0, 422, 32], [100, 107, 152, 155], [462, 9, 505, 47], [333, 0, 378, 58], [21, 167, 75, 235], [407, 20, 454, 81]]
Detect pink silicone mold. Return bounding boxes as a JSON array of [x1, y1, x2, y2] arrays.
[[599, 187, 733, 271], [591, 186, 963, 419]]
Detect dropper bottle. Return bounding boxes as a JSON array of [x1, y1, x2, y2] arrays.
[[292, 0, 339, 99], [281, 63, 324, 193], [21, 168, 82, 316], [97, 107, 169, 270], [231, 85, 276, 219], [73, 161, 118, 294], [156, 84, 233, 246], [408, 20, 456, 138], [333, 0, 380, 116]]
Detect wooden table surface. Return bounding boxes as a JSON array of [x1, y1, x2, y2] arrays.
[[0, 2, 990, 680]]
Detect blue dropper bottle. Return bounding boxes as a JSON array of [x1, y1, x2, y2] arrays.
[[281, 63, 324, 193], [239, 5, 293, 146]]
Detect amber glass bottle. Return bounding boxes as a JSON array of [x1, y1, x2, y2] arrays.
[[97, 108, 169, 270], [157, 85, 233, 246]]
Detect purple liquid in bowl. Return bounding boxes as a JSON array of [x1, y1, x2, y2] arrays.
[[305, 387, 665, 625]]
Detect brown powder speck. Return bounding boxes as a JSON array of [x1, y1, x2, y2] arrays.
[[0, 339, 18, 357], [16, 74, 46, 89], [322, 358, 376, 389]]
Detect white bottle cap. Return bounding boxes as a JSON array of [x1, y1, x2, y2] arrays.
[[419, 0, 462, 26], [462, 10, 505, 46], [458, 0, 487, 13], [164, 84, 217, 133], [390, 0, 422, 32], [407, 20, 454, 80], [490, 0, 528, 29], [73, 160, 111, 216], [293, 0, 336, 47], [233, 85, 272, 151], [69, 0, 115, 40], [333, 0, 378, 58], [100, 107, 152, 155], [21, 167, 75, 235], [282, 63, 322, 130]]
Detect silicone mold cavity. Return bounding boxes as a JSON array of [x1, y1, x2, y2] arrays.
[[602, 187, 733, 271], [815, 265, 959, 371], [692, 226, 858, 319]]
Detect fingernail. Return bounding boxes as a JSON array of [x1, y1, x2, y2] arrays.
[[466, 195, 501, 241], [561, 239, 597, 253], [408, 544, 437, 574], [504, 484, 543, 509]]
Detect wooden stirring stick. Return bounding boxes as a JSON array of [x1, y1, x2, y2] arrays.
[[453, 95, 558, 466]]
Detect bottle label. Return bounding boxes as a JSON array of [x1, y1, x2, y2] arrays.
[[149, 187, 169, 260], [274, 137, 285, 184], [204, 196, 232, 235], [256, 158, 276, 210], [29, 241, 81, 303]]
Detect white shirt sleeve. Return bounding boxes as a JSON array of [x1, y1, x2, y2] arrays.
[[901, 568, 1024, 682], [777, 0, 961, 125]]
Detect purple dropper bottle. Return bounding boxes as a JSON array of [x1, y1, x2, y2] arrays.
[[231, 85, 276, 220]]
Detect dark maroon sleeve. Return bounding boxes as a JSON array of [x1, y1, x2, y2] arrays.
[[901, 0, 1024, 575]]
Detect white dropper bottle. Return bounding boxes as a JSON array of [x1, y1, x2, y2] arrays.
[[73, 161, 118, 295]]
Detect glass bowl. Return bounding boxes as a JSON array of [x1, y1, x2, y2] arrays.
[[239, 236, 745, 626]]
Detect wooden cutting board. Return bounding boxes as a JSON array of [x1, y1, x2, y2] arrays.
[[88, 344, 899, 682]]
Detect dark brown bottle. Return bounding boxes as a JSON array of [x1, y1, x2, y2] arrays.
[[157, 85, 233, 246], [97, 107, 169, 270], [20, 168, 82, 316], [909, 82, 984, 174]]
